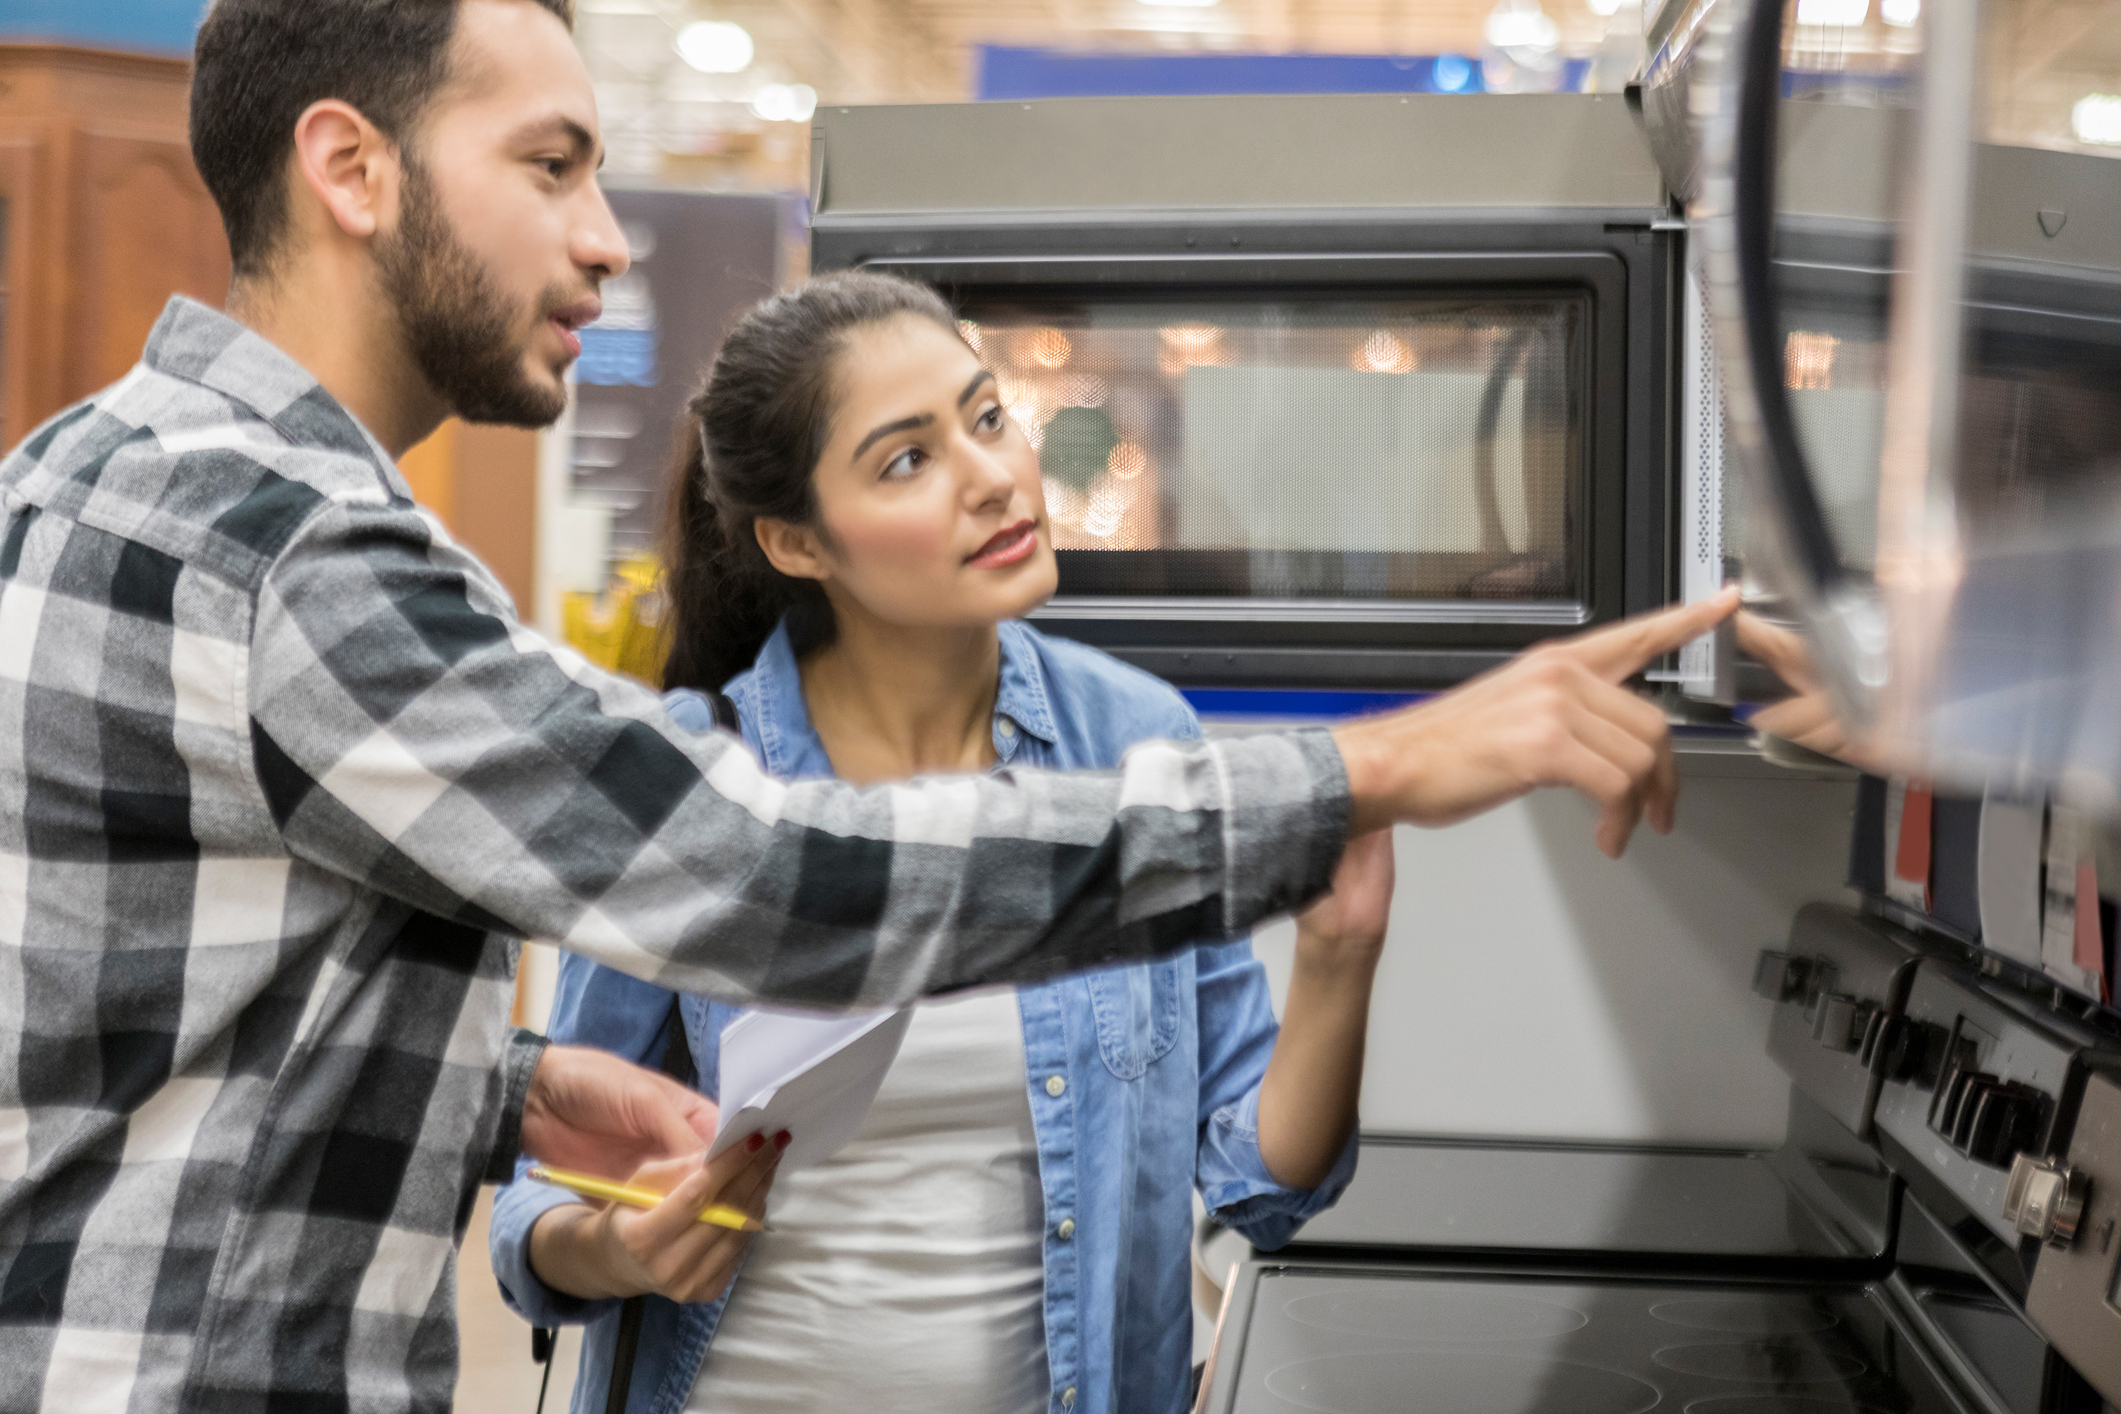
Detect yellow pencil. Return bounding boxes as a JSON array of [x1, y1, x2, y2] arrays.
[[526, 1164, 770, 1232]]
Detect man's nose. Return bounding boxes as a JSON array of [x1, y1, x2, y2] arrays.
[[577, 183, 632, 280]]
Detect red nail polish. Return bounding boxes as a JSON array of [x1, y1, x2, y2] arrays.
[[773, 1131, 791, 1151], [745, 1133, 765, 1153]]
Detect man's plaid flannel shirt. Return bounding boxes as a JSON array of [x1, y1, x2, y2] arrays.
[[0, 299, 1350, 1413]]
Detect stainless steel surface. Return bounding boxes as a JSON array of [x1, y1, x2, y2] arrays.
[[1027, 597, 1592, 625], [1283, 1141, 1850, 1259], [1701, 0, 2121, 795], [2024, 1069, 2121, 1407], [811, 95, 1666, 219]]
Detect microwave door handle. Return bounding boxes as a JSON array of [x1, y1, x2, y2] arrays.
[[1728, 0, 1845, 602]]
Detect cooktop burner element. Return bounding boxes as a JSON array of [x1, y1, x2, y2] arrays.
[[1682, 1399, 1894, 1414], [1284, 1288, 1589, 1342], [1651, 1297, 1840, 1335], [1651, 1342, 1867, 1385], [1264, 1351, 1662, 1414]]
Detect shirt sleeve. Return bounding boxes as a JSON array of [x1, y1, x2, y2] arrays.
[[246, 496, 1351, 1010], [488, 952, 688, 1327], [1191, 937, 1358, 1250]]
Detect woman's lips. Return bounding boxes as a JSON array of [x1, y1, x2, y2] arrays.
[[967, 520, 1038, 569]]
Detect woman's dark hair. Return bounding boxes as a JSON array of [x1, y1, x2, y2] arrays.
[[658, 269, 962, 692]]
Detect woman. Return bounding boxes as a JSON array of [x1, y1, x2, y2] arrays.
[[491, 271, 1393, 1414]]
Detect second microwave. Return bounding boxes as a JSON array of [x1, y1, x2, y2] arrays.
[[810, 93, 1691, 690]]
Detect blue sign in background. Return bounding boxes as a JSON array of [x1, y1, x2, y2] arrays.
[[977, 46, 1487, 100], [0, 0, 201, 53]]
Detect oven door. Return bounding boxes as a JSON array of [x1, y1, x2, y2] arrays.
[[866, 252, 1633, 689]]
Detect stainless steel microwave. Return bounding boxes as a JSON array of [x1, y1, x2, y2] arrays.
[[809, 94, 1696, 690]]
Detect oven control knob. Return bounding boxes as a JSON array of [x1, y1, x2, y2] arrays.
[[1964, 1084, 2047, 1168], [1753, 951, 1811, 1002], [1813, 994, 1865, 1052], [1880, 1018, 1939, 1083], [2004, 1153, 2090, 1249], [1935, 1068, 2000, 1146]]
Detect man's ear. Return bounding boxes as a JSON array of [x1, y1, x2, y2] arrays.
[[288, 99, 401, 244], [755, 518, 832, 584]]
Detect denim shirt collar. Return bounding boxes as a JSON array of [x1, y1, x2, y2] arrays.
[[740, 617, 1059, 774]]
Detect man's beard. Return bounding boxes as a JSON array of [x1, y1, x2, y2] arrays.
[[374, 159, 572, 428]]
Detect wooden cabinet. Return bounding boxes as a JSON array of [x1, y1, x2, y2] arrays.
[[0, 45, 230, 451]]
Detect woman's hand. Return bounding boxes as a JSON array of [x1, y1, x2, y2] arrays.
[[1293, 828, 1395, 973], [527, 1133, 785, 1304]]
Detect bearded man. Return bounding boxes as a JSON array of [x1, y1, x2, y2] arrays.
[[0, 1, 1735, 1409]]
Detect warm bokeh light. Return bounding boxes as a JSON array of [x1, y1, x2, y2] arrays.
[[1024, 328, 1073, 368], [1785, 330, 1840, 391], [958, 320, 982, 353], [1107, 441, 1148, 481], [1352, 330, 1417, 374]]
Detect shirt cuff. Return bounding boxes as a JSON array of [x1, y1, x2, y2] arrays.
[[485, 1027, 550, 1185], [1211, 728, 1352, 936], [489, 1164, 623, 1327], [1198, 1089, 1360, 1250]]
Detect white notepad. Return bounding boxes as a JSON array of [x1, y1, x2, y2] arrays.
[[707, 1005, 915, 1174]]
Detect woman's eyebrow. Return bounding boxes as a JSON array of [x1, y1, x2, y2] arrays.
[[852, 413, 934, 460], [956, 370, 997, 408]]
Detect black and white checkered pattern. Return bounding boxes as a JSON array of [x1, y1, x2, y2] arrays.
[[0, 298, 1350, 1413]]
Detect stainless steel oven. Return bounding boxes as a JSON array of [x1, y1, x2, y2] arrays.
[[808, 94, 1685, 689]]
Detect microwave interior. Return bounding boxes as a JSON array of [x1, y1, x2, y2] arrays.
[[892, 255, 1636, 691]]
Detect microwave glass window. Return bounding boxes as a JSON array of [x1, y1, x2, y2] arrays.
[[958, 298, 1586, 605]]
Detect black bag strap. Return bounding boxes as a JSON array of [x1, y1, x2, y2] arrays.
[[604, 688, 733, 1414]]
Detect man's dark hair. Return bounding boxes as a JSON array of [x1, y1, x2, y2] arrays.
[[191, 0, 574, 278]]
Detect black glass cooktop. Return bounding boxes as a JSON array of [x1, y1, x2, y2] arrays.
[[1224, 1271, 1967, 1414]]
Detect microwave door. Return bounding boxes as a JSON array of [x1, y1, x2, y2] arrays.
[[1704, 0, 2121, 796]]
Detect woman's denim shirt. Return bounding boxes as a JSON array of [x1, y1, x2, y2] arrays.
[[489, 619, 1357, 1414]]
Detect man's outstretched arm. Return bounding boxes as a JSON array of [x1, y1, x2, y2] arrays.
[[250, 495, 1734, 1010]]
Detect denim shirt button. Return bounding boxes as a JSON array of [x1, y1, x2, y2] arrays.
[[1060, 1387, 1077, 1409], [998, 717, 1018, 738], [1056, 1217, 1075, 1240], [1044, 1074, 1066, 1098]]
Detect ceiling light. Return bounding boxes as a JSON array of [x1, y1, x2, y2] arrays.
[[677, 21, 753, 74], [1795, 0, 1868, 24], [1139, 0, 1220, 7], [1586, 0, 1625, 17], [1880, 0, 1919, 25], [2073, 93, 2121, 145], [751, 82, 818, 122], [1485, 0, 1559, 52]]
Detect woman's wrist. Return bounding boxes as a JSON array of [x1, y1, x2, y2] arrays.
[[528, 1201, 630, 1302], [1290, 924, 1386, 987]]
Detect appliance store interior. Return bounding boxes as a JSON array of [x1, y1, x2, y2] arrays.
[[5, 0, 2121, 1411]]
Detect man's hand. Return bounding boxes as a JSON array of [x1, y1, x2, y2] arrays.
[[1735, 611, 1888, 774], [1333, 589, 1740, 856], [521, 1042, 718, 1181]]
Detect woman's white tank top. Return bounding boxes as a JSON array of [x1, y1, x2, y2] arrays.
[[682, 986, 1050, 1413]]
